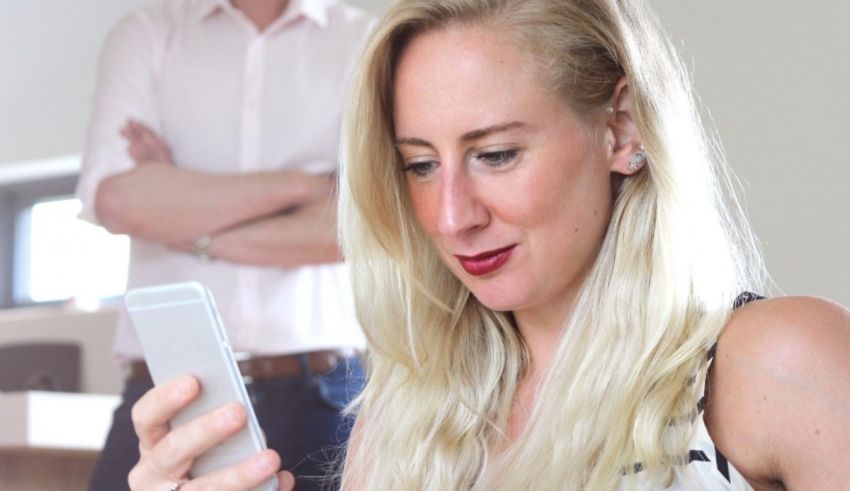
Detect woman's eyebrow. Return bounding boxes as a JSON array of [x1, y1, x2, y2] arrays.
[[395, 136, 432, 148], [395, 121, 530, 148], [460, 121, 528, 142]]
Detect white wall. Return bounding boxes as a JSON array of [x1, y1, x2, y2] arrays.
[[1, 0, 846, 303], [353, 0, 850, 305], [0, 0, 152, 163], [650, 1, 849, 305]]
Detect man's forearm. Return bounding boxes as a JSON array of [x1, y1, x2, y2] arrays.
[[95, 164, 333, 245], [198, 197, 342, 268]]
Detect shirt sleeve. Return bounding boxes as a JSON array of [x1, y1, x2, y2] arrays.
[[75, 10, 163, 225]]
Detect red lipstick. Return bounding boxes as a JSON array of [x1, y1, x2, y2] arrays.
[[455, 245, 516, 276]]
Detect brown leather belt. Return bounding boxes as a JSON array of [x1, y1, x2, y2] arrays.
[[128, 350, 348, 383]]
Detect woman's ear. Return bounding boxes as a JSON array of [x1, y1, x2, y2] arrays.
[[605, 77, 645, 175]]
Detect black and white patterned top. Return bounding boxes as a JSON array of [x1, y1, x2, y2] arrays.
[[624, 292, 764, 490]]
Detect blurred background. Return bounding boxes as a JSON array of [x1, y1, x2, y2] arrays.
[[0, 0, 847, 488]]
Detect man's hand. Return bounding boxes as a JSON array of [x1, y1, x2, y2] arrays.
[[121, 119, 175, 165]]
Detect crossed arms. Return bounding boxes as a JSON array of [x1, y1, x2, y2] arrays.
[[95, 120, 342, 268]]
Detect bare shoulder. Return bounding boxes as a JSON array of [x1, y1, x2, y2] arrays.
[[705, 296, 850, 489], [718, 296, 850, 374]]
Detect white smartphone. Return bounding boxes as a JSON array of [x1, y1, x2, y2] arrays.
[[125, 281, 278, 491]]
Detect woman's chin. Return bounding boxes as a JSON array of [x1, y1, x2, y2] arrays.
[[468, 289, 524, 313]]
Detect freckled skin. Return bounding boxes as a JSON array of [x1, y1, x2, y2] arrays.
[[393, 25, 615, 329], [706, 296, 850, 488]]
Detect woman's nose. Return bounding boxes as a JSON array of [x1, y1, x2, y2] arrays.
[[436, 169, 489, 237]]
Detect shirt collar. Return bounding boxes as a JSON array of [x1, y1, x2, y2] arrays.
[[193, 0, 331, 28], [195, 0, 227, 21], [283, 0, 330, 27]]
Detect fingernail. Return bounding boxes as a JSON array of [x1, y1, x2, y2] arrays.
[[253, 453, 275, 473], [278, 471, 295, 489], [171, 379, 191, 400], [218, 404, 242, 428]]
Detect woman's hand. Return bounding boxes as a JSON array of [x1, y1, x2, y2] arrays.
[[127, 375, 296, 490]]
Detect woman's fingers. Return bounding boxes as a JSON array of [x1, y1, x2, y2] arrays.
[[128, 376, 291, 490], [153, 402, 248, 472], [130, 396, 256, 490], [277, 470, 296, 490], [175, 449, 284, 491], [132, 375, 199, 453], [129, 375, 198, 489]]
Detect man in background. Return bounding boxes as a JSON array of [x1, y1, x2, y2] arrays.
[[75, 1, 372, 489]]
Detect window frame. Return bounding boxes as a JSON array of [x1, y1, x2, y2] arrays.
[[0, 170, 79, 309]]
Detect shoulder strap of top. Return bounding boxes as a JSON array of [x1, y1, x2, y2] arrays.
[[628, 293, 766, 480], [732, 291, 765, 310], [707, 292, 766, 362], [701, 291, 766, 482]]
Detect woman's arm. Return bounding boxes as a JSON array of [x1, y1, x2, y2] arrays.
[[705, 296, 850, 489]]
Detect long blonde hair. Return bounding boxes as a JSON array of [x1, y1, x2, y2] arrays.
[[338, 0, 766, 489]]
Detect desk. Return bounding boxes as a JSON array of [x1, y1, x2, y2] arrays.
[[0, 391, 120, 491]]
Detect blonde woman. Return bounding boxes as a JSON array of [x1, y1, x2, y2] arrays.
[[128, 0, 850, 490]]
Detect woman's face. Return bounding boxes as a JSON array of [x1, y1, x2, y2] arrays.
[[393, 25, 616, 327]]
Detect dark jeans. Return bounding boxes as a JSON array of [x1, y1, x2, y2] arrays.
[[89, 356, 364, 491]]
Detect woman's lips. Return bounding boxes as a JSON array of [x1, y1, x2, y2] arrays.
[[455, 245, 516, 276]]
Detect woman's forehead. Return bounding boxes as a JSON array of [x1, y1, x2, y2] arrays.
[[391, 25, 567, 138]]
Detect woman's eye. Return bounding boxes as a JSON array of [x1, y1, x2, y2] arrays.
[[403, 161, 438, 179], [475, 149, 517, 167]]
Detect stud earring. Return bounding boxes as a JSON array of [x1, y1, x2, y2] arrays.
[[627, 146, 646, 173]]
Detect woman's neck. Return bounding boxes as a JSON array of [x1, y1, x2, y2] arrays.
[[504, 302, 570, 440], [513, 293, 577, 377]]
